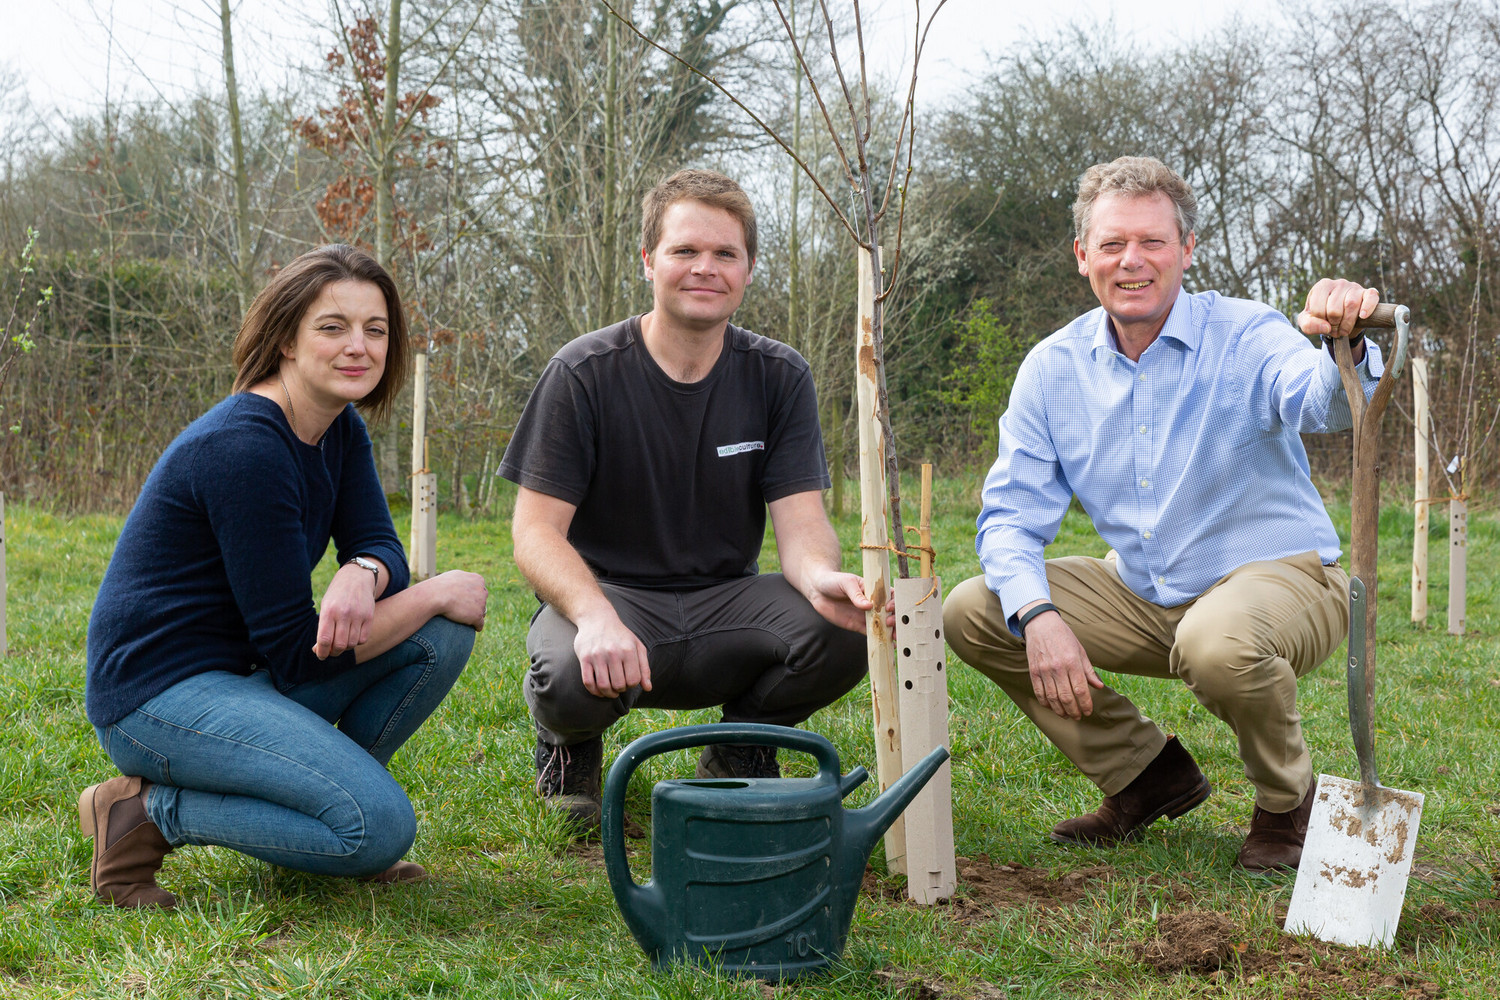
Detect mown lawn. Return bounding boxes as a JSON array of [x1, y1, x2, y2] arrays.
[[1, 475, 1496, 998]]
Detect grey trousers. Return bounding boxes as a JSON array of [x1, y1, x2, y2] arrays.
[[526, 574, 868, 746]]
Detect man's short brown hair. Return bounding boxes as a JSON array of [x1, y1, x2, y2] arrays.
[[1073, 156, 1198, 244], [641, 169, 757, 263]]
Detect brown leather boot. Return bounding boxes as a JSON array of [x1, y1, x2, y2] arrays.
[[1236, 779, 1317, 872], [78, 775, 176, 909], [1051, 736, 1212, 846]]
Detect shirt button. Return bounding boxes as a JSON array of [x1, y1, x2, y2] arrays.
[[1139, 424, 1148, 434], [1139, 372, 1147, 381], [1158, 575, 1166, 584], [1143, 530, 1153, 539], [1140, 478, 1150, 489]]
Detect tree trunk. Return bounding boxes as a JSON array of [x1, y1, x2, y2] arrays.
[[375, 0, 403, 272], [599, 5, 623, 328], [856, 247, 904, 873], [219, 0, 254, 314]]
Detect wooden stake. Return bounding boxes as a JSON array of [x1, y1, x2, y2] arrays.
[[1411, 358, 1429, 623], [410, 353, 437, 581], [919, 464, 933, 579], [1449, 499, 1467, 636], [856, 247, 903, 873], [0, 493, 7, 657]]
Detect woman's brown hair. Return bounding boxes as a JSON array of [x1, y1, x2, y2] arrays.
[[231, 244, 409, 422]]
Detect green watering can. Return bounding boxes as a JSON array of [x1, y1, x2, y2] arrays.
[[602, 722, 950, 981]]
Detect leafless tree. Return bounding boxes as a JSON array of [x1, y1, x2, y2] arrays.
[[600, 0, 950, 576]]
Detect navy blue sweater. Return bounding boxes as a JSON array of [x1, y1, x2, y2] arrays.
[[86, 393, 410, 727]]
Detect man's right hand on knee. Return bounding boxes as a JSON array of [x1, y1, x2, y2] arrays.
[[1023, 610, 1103, 720], [574, 609, 652, 698]]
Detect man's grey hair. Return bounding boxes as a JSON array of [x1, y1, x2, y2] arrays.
[[1072, 156, 1198, 244]]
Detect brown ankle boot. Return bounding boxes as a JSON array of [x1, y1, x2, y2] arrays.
[[1236, 779, 1317, 872], [78, 776, 176, 909], [1051, 736, 1212, 846]]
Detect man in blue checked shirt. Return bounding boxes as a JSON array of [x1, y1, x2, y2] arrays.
[[943, 156, 1381, 873]]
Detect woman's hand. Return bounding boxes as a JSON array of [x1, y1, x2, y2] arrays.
[[313, 561, 381, 659]]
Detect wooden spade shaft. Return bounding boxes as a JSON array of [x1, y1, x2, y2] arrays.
[[1331, 305, 1408, 787]]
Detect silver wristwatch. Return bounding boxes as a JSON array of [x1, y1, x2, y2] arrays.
[[347, 555, 381, 590]]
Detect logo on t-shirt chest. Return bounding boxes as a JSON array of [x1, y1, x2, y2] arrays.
[[716, 440, 765, 458]]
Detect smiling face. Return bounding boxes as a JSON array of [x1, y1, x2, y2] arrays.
[[1074, 191, 1195, 353], [281, 279, 389, 414], [642, 199, 754, 334]]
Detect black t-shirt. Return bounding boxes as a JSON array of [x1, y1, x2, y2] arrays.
[[499, 316, 830, 589]]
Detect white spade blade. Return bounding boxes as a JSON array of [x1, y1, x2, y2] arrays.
[[1283, 774, 1424, 948]]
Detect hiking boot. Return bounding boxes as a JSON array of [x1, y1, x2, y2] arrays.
[[1236, 779, 1317, 873], [535, 732, 603, 831], [78, 775, 176, 909], [696, 743, 781, 780], [1050, 736, 1211, 846]]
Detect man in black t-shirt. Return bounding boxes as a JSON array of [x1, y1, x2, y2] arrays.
[[499, 170, 871, 828]]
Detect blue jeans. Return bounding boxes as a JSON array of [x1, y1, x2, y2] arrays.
[[95, 616, 474, 878]]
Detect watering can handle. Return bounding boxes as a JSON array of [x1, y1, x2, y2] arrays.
[[601, 723, 844, 893]]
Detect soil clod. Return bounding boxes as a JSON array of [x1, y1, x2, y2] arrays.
[[1137, 910, 1243, 973]]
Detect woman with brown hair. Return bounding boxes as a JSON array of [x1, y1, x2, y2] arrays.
[[79, 244, 487, 908]]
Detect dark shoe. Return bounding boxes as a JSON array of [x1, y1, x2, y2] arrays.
[[1236, 779, 1317, 873], [535, 732, 603, 831], [78, 775, 176, 909], [363, 860, 428, 884], [1050, 736, 1211, 846], [696, 743, 781, 780]]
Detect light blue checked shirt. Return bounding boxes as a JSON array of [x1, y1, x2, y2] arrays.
[[978, 289, 1383, 628]]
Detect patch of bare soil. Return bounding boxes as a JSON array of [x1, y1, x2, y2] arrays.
[[861, 855, 1112, 919], [947, 854, 1112, 921], [1135, 910, 1444, 998], [565, 841, 604, 864], [1397, 902, 1468, 942], [867, 968, 1013, 999], [861, 866, 906, 902], [253, 920, 297, 950]]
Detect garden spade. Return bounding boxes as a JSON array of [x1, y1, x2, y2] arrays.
[[1284, 303, 1422, 949]]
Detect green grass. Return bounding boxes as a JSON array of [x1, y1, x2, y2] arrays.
[[2, 476, 1498, 998]]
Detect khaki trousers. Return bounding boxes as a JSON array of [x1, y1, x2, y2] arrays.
[[943, 550, 1348, 812]]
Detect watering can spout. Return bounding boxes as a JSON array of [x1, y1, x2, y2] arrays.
[[845, 745, 949, 866]]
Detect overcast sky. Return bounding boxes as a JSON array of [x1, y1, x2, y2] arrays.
[[3, 0, 1283, 120]]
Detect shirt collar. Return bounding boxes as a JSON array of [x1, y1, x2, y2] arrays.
[[1090, 286, 1199, 359], [1157, 287, 1199, 350]]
